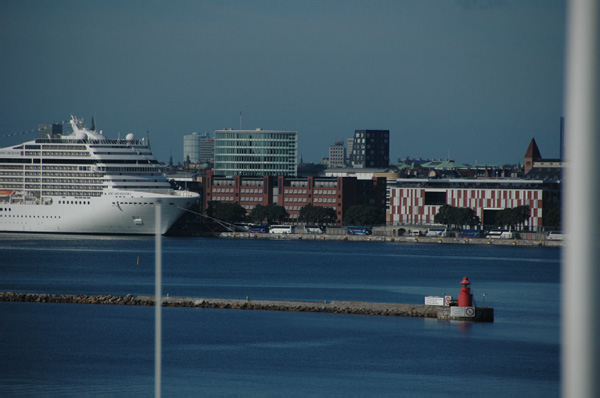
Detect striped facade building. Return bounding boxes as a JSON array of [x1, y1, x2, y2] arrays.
[[388, 178, 561, 231]]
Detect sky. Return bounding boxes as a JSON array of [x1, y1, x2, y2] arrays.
[[0, 0, 566, 166]]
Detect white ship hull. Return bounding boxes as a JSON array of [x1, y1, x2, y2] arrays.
[[0, 190, 198, 235]]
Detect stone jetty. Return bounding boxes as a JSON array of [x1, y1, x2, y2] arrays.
[[0, 291, 493, 322]]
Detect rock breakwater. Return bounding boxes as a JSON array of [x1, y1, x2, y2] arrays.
[[0, 292, 492, 321]]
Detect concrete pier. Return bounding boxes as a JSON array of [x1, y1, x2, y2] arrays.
[[214, 231, 563, 247], [0, 291, 493, 322]]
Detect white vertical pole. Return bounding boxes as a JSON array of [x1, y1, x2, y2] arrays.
[[563, 1, 600, 397], [155, 201, 162, 398]]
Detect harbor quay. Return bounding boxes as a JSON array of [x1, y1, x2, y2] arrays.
[[208, 230, 564, 247], [0, 292, 494, 322]]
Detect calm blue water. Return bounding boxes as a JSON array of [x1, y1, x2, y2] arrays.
[[0, 233, 560, 396]]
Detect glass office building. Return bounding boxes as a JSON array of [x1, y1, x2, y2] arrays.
[[183, 132, 214, 164], [214, 129, 298, 177]]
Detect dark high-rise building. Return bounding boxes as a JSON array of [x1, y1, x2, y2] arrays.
[[37, 123, 62, 140], [350, 130, 390, 168]]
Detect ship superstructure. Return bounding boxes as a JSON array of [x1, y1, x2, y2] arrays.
[[0, 116, 199, 234]]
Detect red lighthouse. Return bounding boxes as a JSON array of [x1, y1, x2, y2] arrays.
[[458, 276, 473, 307]]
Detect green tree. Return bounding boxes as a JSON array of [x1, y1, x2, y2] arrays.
[[456, 207, 480, 228], [433, 204, 454, 228], [206, 201, 247, 223], [544, 207, 561, 230], [343, 205, 384, 226], [434, 204, 479, 229], [249, 204, 289, 224], [298, 204, 336, 224], [495, 205, 530, 229]]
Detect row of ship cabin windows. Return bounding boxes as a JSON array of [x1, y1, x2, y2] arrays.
[[1, 214, 61, 219], [58, 200, 91, 205]]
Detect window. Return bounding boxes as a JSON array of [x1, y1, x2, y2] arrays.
[[424, 191, 447, 206]]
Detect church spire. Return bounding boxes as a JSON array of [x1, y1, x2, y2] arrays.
[[524, 138, 542, 174]]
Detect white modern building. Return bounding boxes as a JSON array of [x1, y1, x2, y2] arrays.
[[213, 129, 298, 177]]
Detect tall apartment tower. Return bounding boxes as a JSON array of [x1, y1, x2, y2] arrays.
[[183, 132, 214, 164], [198, 136, 214, 164], [328, 140, 346, 168], [350, 130, 390, 168], [214, 128, 298, 177]]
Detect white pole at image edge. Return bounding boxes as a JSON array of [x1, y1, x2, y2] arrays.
[[155, 201, 162, 397], [563, 0, 600, 397]]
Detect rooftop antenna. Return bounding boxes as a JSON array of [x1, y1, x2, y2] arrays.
[[239, 111, 242, 130], [560, 116, 565, 160]]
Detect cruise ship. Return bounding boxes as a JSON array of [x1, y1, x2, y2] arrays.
[[0, 116, 200, 234]]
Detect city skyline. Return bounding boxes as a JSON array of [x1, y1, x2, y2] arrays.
[[0, 1, 565, 166]]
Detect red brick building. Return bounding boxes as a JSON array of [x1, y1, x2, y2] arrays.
[[204, 174, 386, 224]]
